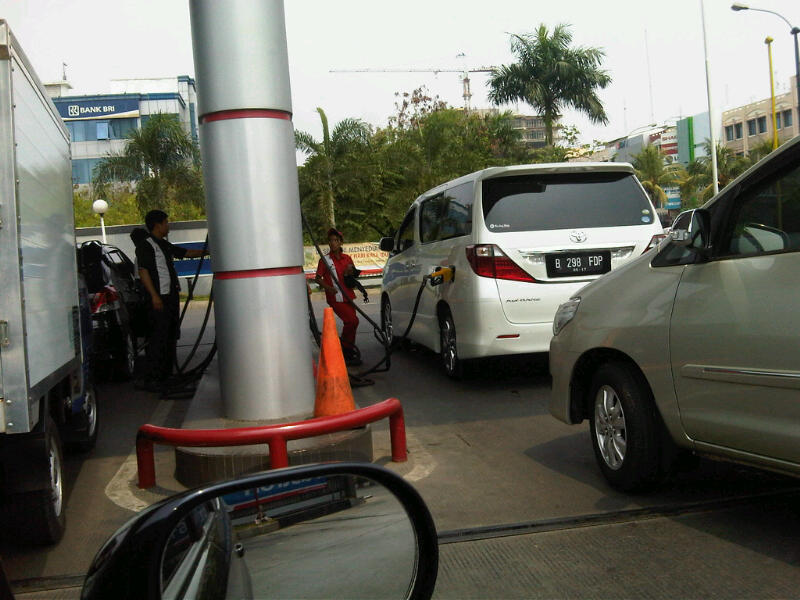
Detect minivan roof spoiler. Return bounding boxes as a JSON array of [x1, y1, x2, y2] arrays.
[[421, 162, 636, 198]]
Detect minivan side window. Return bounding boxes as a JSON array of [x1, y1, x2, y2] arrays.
[[396, 209, 416, 253], [439, 182, 473, 241], [419, 183, 474, 244], [721, 162, 800, 258], [420, 194, 446, 243]]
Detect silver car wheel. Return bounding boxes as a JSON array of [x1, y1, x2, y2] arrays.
[[594, 384, 627, 471]]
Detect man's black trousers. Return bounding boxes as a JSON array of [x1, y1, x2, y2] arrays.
[[145, 293, 180, 382]]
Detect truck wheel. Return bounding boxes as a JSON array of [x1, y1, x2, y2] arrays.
[[6, 416, 66, 545], [72, 385, 99, 453], [588, 362, 662, 492]]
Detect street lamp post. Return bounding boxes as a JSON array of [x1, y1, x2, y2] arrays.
[[766, 37, 779, 150], [701, 0, 719, 195], [92, 199, 108, 243], [732, 3, 800, 136]]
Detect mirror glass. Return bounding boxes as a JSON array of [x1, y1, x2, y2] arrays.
[[160, 474, 417, 600]]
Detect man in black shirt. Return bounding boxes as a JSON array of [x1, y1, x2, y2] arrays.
[[135, 210, 208, 390]]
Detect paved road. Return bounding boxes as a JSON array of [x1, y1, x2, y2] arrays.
[[5, 292, 800, 598]]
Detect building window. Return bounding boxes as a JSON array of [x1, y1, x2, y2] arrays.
[[96, 122, 109, 140], [776, 112, 782, 129], [783, 109, 793, 128], [734, 123, 743, 139], [725, 125, 734, 141], [747, 119, 757, 136], [757, 116, 767, 133]]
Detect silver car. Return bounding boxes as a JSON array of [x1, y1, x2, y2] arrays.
[[549, 135, 800, 491]]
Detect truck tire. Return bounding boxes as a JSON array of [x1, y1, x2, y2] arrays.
[[5, 416, 66, 545]]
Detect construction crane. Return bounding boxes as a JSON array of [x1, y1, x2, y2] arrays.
[[329, 66, 497, 111]]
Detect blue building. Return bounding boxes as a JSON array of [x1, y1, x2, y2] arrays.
[[48, 76, 198, 185]]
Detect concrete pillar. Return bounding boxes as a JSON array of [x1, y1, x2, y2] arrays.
[[188, 0, 314, 421]]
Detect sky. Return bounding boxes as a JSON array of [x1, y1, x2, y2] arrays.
[[2, 0, 799, 150]]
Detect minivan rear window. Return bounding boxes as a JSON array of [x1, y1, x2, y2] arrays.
[[482, 173, 654, 232]]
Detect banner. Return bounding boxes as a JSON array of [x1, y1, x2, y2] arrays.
[[170, 241, 388, 278], [304, 242, 388, 277]]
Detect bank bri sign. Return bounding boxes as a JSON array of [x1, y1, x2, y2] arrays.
[[55, 97, 139, 120]]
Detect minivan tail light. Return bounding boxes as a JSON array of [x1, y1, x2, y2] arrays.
[[643, 234, 668, 254], [465, 245, 537, 283]]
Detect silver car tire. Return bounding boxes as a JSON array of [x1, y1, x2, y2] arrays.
[[588, 361, 662, 492]]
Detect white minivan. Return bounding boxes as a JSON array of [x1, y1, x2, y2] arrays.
[[379, 163, 665, 377]]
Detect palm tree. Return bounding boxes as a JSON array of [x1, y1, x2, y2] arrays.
[[488, 24, 611, 145], [295, 108, 372, 227], [671, 160, 707, 210], [696, 139, 749, 201], [93, 113, 202, 216], [632, 145, 677, 208]]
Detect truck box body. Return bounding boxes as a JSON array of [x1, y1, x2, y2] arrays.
[[0, 20, 95, 546], [0, 20, 80, 435]]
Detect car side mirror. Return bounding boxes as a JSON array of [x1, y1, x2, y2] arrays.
[[669, 208, 711, 255], [379, 237, 395, 253], [81, 463, 439, 600]]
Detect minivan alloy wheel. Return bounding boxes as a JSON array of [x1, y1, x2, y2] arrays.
[[439, 313, 460, 378], [594, 384, 627, 470], [381, 297, 394, 346]]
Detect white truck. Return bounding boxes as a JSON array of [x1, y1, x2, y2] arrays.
[[0, 20, 98, 545]]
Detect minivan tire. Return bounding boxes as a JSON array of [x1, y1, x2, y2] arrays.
[[439, 311, 463, 379], [381, 296, 394, 347], [588, 361, 661, 492]]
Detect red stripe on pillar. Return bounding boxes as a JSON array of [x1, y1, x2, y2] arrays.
[[199, 109, 292, 124], [215, 266, 302, 280]]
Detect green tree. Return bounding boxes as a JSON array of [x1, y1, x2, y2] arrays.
[[295, 108, 372, 228], [632, 145, 677, 208], [746, 139, 777, 166], [671, 160, 707, 210], [92, 113, 204, 219], [697, 139, 749, 201], [488, 24, 611, 145]]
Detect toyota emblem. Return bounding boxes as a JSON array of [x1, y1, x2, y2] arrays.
[[569, 230, 587, 243]]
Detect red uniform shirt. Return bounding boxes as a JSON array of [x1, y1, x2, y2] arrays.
[[316, 251, 356, 304]]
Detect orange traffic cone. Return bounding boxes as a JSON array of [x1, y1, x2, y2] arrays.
[[314, 307, 356, 417]]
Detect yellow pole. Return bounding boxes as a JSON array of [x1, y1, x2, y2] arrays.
[[766, 36, 779, 150]]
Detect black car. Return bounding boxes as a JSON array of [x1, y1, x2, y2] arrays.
[[77, 241, 148, 380]]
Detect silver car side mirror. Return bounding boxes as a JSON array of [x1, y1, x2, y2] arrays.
[[670, 209, 711, 254]]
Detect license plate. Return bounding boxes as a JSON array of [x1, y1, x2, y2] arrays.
[[546, 251, 611, 277]]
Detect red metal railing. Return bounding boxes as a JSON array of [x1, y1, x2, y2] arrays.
[[136, 397, 406, 489]]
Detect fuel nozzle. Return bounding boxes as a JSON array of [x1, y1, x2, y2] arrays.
[[428, 266, 455, 287]]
